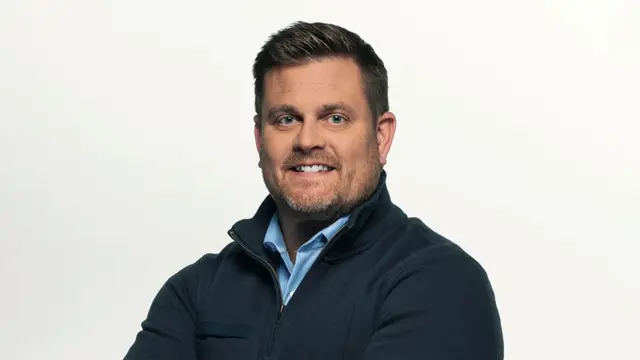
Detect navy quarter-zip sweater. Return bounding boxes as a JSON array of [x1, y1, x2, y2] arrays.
[[124, 172, 504, 360]]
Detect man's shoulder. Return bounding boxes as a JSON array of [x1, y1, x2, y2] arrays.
[[168, 242, 240, 283], [191, 240, 242, 268], [382, 216, 489, 281], [393, 215, 463, 254]]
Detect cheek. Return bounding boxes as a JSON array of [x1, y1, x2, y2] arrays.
[[261, 141, 288, 169], [342, 137, 376, 166]]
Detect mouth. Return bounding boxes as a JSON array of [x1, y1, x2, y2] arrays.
[[290, 164, 336, 173]]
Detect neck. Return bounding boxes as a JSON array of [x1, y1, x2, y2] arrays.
[[272, 172, 384, 263], [276, 207, 340, 263]]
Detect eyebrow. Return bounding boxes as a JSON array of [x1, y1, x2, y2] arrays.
[[266, 102, 356, 119], [267, 104, 300, 119], [319, 102, 356, 116]]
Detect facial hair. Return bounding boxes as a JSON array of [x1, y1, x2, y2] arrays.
[[259, 139, 382, 221]]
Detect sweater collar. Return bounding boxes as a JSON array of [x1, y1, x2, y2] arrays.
[[228, 170, 401, 262]]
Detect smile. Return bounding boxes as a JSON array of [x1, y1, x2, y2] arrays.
[[292, 165, 335, 173]]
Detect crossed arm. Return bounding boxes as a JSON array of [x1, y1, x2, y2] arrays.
[[124, 252, 503, 360]]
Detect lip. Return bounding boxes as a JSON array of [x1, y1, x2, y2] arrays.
[[288, 163, 336, 170], [287, 164, 337, 177], [289, 170, 335, 178]]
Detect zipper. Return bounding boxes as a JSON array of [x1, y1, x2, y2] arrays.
[[228, 229, 284, 355], [228, 220, 348, 306], [227, 221, 349, 355], [228, 229, 284, 309]]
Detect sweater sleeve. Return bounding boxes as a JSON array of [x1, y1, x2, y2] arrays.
[[123, 255, 211, 360], [363, 250, 504, 360]]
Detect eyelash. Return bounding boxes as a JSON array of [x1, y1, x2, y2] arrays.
[[276, 114, 348, 125], [276, 116, 296, 125]]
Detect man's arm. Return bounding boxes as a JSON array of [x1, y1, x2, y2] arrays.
[[364, 249, 504, 360], [124, 255, 211, 360]]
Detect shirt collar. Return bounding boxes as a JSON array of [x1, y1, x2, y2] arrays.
[[263, 213, 350, 254]]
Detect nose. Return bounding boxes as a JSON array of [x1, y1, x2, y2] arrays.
[[293, 120, 325, 153]]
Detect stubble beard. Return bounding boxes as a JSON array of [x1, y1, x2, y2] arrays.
[[259, 147, 382, 221]]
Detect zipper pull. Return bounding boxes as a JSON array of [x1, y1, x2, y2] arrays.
[[280, 304, 284, 313]]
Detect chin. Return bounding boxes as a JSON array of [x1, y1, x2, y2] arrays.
[[287, 192, 330, 208], [287, 202, 334, 215], [283, 189, 339, 214]]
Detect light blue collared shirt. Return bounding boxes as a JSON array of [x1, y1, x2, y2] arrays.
[[263, 213, 350, 305]]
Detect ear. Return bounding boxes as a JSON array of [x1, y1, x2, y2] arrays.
[[254, 115, 262, 153], [375, 112, 397, 166]]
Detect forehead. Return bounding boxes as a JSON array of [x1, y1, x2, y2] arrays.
[[262, 57, 367, 112]]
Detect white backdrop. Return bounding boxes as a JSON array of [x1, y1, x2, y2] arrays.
[[1, 1, 638, 359]]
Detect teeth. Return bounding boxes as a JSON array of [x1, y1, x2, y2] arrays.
[[295, 165, 331, 172]]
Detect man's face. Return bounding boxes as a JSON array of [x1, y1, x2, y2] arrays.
[[255, 57, 396, 219]]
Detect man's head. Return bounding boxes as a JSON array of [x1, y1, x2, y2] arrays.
[[253, 21, 396, 220]]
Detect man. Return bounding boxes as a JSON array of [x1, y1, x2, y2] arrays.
[[124, 21, 503, 360]]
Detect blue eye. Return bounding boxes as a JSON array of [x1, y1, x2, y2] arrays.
[[329, 115, 346, 124], [278, 115, 296, 125]]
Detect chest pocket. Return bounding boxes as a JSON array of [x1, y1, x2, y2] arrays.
[[195, 321, 255, 360]]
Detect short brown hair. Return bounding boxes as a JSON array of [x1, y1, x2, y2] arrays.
[[252, 21, 389, 121]]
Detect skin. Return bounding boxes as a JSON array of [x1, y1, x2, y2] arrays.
[[254, 57, 396, 262]]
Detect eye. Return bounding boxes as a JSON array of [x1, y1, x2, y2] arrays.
[[277, 115, 297, 126], [328, 114, 346, 125]]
